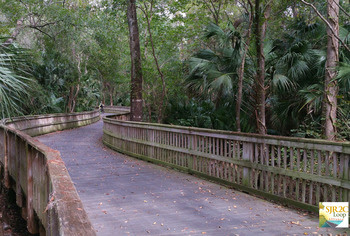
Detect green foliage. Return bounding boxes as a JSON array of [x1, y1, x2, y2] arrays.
[[0, 0, 348, 141], [0, 44, 32, 118]]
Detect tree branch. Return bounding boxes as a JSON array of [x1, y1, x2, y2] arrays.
[[28, 26, 53, 39], [33, 20, 61, 28], [202, 0, 218, 24], [300, 0, 350, 52], [333, 0, 350, 18]]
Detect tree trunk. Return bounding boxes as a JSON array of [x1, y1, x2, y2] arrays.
[[67, 86, 74, 113], [67, 85, 80, 113], [110, 87, 114, 106], [127, 0, 143, 122], [254, 0, 270, 135], [323, 0, 339, 140]]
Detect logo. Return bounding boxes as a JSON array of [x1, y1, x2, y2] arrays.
[[319, 202, 349, 228]]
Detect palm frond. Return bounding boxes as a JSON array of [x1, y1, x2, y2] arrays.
[[0, 45, 32, 118]]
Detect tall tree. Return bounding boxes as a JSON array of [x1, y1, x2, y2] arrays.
[[324, 0, 339, 140], [127, 0, 143, 121], [300, 0, 342, 140], [254, 0, 270, 135]]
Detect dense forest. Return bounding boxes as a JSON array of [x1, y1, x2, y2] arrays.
[[0, 0, 349, 140]]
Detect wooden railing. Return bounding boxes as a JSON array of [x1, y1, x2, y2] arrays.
[[0, 111, 99, 235], [99, 106, 130, 114], [103, 112, 350, 212]]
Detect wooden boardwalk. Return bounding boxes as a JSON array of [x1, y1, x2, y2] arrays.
[[38, 117, 345, 235]]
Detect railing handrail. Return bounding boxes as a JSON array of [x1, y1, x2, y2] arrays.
[[104, 114, 350, 154], [2, 110, 98, 124], [0, 110, 99, 235]]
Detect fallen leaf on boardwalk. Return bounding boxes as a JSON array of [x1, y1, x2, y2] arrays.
[[77, 208, 83, 211], [220, 218, 225, 221], [233, 227, 238, 229], [161, 223, 164, 226], [144, 200, 148, 203], [291, 221, 301, 225], [102, 210, 107, 214], [233, 205, 237, 208], [303, 233, 308, 235], [99, 202, 103, 205], [153, 222, 156, 225], [201, 232, 206, 234], [304, 227, 311, 229], [228, 208, 231, 211]]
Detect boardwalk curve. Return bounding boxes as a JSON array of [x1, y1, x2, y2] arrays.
[[38, 116, 346, 235]]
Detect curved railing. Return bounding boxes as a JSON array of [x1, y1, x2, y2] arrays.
[[103, 105, 130, 113], [0, 111, 99, 235], [103, 111, 350, 213]]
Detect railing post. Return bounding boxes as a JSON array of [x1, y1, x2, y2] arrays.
[[26, 144, 38, 234], [188, 134, 193, 171], [242, 142, 253, 187], [4, 130, 10, 188], [342, 154, 349, 202], [16, 135, 23, 207], [150, 129, 154, 159]]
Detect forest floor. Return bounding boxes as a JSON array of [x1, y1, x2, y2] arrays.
[[0, 188, 33, 236]]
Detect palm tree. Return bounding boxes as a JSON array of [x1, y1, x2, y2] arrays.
[[185, 22, 243, 128], [266, 20, 326, 136]]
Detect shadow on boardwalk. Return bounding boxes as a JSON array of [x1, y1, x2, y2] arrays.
[[38, 117, 348, 235]]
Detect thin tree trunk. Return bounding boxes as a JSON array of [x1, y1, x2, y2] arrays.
[[203, 0, 222, 25], [323, 0, 339, 140], [254, 0, 270, 135], [69, 49, 82, 113], [71, 84, 80, 112], [127, 0, 143, 121], [236, 0, 253, 132], [141, 1, 166, 123], [2, 17, 24, 47], [67, 86, 74, 112], [110, 87, 114, 106]]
